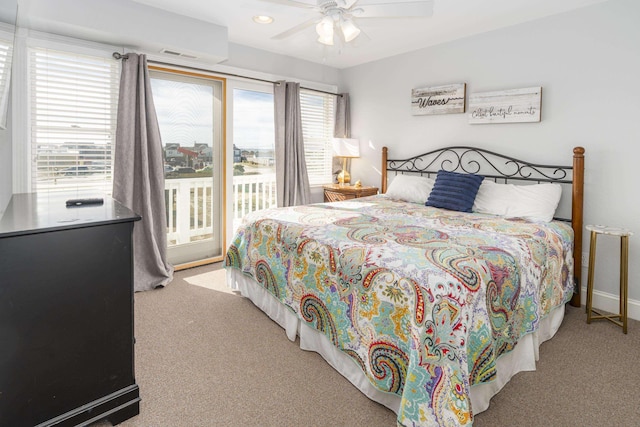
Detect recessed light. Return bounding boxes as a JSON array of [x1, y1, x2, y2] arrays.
[[253, 15, 274, 24]]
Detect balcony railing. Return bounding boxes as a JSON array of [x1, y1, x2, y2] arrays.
[[30, 170, 277, 246], [231, 173, 277, 221], [164, 173, 277, 245], [165, 178, 213, 245]]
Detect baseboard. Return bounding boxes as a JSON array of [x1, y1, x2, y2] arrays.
[[580, 286, 640, 321]]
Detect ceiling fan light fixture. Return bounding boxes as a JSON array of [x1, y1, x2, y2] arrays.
[[317, 34, 334, 46], [339, 17, 361, 42], [316, 15, 334, 38]]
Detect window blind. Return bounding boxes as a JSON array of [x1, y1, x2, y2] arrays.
[[300, 89, 335, 186], [0, 35, 12, 127], [29, 47, 119, 194]]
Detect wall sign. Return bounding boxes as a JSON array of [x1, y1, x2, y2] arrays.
[[468, 86, 542, 124], [411, 83, 466, 115]]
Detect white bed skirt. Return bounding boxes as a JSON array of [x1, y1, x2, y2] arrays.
[[226, 269, 565, 415]]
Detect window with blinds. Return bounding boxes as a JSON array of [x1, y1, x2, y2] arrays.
[[29, 47, 119, 194], [0, 33, 12, 128], [300, 89, 335, 186]]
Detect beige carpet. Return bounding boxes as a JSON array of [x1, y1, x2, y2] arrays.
[[95, 264, 640, 427]]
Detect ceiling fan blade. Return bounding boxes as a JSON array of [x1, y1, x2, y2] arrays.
[[271, 18, 318, 40], [354, 1, 433, 18], [257, 0, 315, 9]]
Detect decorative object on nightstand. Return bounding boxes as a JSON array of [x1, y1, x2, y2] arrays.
[[323, 183, 378, 202], [354, 180, 362, 188], [332, 137, 360, 186], [585, 224, 633, 334]]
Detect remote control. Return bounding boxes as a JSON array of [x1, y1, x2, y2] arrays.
[[66, 198, 104, 207]]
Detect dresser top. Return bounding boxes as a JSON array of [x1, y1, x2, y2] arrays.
[[0, 193, 141, 238]]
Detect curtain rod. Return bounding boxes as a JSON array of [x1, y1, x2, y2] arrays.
[[112, 52, 341, 97]]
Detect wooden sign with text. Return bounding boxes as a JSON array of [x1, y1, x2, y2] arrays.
[[468, 87, 542, 124], [411, 83, 466, 115]]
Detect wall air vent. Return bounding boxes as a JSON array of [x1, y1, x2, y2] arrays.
[[160, 49, 199, 60]]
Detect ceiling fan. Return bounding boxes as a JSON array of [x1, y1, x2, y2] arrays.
[[259, 0, 434, 46]]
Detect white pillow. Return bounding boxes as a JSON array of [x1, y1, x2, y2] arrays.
[[385, 174, 435, 204], [473, 180, 562, 222]]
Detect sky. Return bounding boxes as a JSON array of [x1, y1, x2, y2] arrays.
[[150, 77, 214, 147], [232, 88, 274, 151], [149, 77, 276, 151]]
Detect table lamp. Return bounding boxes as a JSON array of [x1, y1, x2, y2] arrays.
[[332, 137, 360, 186]]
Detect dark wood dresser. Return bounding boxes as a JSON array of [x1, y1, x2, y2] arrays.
[[0, 193, 141, 426]]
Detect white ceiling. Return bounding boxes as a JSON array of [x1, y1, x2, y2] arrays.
[[133, 0, 609, 69]]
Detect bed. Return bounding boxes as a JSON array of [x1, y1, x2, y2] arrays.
[[225, 146, 585, 426]]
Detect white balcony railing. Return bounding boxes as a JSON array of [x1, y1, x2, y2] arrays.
[[164, 173, 277, 245], [165, 178, 212, 245], [231, 173, 277, 221]]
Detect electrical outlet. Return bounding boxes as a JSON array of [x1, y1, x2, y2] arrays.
[[582, 252, 589, 268]]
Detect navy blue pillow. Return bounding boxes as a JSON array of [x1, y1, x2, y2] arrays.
[[425, 170, 484, 212]]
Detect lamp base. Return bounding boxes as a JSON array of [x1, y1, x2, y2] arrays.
[[337, 157, 350, 185], [337, 170, 351, 186]]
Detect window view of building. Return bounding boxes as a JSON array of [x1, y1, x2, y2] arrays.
[[232, 88, 275, 176], [29, 48, 119, 194], [230, 87, 335, 230], [150, 71, 224, 264], [150, 76, 215, 180]]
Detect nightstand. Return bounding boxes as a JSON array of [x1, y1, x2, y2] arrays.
[[323, 184, 378, 202], [585, 224, 633, 334]]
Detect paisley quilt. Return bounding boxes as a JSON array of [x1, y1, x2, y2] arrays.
[[225, 196, 574, 426]]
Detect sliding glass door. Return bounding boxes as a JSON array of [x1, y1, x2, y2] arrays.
[[231, 85, 276, 233], [149, 68, 225, 265]]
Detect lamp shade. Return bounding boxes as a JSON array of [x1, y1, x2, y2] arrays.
[[317, 34, 334, 46], [316, 16, 333, 37], [339, 18, 361, 43], [332, 138, 360, 158], [316, 16, 334, 46]]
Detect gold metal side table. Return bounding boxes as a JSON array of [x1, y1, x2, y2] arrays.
[[585, 224, 633, 334]]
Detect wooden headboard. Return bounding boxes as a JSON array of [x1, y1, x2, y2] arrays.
[[381, 146, 585, 307]]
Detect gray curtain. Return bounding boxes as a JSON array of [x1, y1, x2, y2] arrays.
[[334, 93, 351, 138], [113, 53, 174, 292], [333, 93, 351, 179], [274, 81, 311, 207]]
